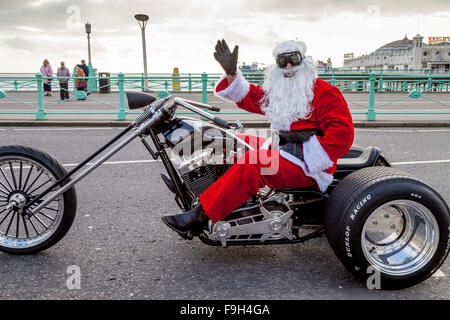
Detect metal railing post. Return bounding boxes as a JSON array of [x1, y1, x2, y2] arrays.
[[141, 73, 145, 92], [427, 69, 433, 92], [378, 70, 383, 91], [35, 73, 46, 120], [87, 63, 96, 93], [201, 72, 209, 120], [202, 72, 208, 104], [117, 73, 126, 120], [188, 73, 192, 91], [331, 69, 335, 87], [367, 72, 376, 121], [72, 67, 77, 91]]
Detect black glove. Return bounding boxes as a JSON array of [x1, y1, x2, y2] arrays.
[[279, 143, 304, 161], [214, 39, 239, 76]]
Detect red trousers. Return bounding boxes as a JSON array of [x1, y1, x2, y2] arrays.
[[199, 135, 316, 222]]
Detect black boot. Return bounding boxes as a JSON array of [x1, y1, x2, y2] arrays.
[[161, 203, 208, 239]]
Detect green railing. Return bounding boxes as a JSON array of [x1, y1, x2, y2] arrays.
[[1, 70, 449, 93], [0, 71, 449, 121]]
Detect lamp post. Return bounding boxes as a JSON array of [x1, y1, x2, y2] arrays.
[[85, 22, 92, 65], [135, 14, 149, 91], [84, 22, 97, 92]]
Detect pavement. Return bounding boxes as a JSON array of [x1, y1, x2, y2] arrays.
[[0, 91, 449, 126], [0, 126, 449, 299]]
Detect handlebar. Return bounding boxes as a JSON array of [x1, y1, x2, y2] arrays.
[[135, 96, 231, 130], [174, 97, 230, 129], [178, 98, 221, 112]]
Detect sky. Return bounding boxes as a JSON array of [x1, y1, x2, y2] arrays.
[[0, 0, 449, 74]]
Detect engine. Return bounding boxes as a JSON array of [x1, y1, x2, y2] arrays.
[[161, 118, 251, 197], [178, 149, 234, 197]]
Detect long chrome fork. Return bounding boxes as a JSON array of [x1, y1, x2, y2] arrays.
[[27, 118, 157, 217]]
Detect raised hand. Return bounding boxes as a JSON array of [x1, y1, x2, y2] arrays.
[[214, 39, 239, 76]]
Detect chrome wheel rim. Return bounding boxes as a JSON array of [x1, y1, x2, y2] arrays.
[[361, 200, 439, 276], [0, 156, 64, 249]]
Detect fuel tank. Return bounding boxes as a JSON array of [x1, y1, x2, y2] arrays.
[[161, 117, 251, 157]]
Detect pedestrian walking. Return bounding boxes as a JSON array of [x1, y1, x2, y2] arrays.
[[57, 61, 71, 101], [40, 59, 53, 96]]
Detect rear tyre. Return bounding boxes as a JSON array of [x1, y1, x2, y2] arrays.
[[0, 145, 77, 254], [324, 166, 450, 289]]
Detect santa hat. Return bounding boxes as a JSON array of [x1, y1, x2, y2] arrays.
[[273, 40, 307, 57]]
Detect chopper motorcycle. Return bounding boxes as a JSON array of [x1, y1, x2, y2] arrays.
[[0, 91, 449, 289]]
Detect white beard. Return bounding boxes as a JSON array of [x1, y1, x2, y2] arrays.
[[261, 57, 317, 131]]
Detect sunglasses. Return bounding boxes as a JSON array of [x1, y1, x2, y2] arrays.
[[276, 51, 303, 68]]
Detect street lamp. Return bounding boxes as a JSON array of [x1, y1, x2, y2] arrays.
[[85, 22, 92, 65], [135, 14, 149, 90], [83, 22, 97, 93]]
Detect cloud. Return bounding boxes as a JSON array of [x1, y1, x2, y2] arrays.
[[239, 0, 450, 16], [15, 26, 45, 32], [3, 36, 38, 51], [0, 0, 449, 72]]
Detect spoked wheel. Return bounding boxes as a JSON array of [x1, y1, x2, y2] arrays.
[[0, 145, 77, 254], [324, 166, 450, 289]]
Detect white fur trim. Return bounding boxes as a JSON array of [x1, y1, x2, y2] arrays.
[[273, 40, 307, 57], [279, 149, 334, 192], [303, 135, 334, 174], [214, 71, 249, 103], [270, 122, 290, 131]]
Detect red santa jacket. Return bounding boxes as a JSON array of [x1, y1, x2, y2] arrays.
[[214, 71, 354, 192]]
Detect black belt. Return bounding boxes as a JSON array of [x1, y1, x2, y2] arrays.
[[278, 130, 322, 161]]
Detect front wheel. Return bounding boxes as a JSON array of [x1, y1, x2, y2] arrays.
[[324, 166, 450, 289], [0, 145, 77, 254]]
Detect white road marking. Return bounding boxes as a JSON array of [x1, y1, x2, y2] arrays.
[[12, 127, 118, 131], [62, 159, 160, 167], [417, 129, 450, 132], [55, 158, 450, 168], [0, 127, 448, 133], [432, 269, 446, 278], [5, 158, 449, 169], [355, 129, 414, 133], [392, 159, 450, 165]]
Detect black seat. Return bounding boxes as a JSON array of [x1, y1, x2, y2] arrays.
[[336, 146, 380, 170], [277, 147, 381, 195]]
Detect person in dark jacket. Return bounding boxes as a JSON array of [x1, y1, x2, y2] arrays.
[[80, 60, 89, 77]]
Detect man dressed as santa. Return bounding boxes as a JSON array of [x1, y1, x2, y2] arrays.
[[162, 39, 354, 238]]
